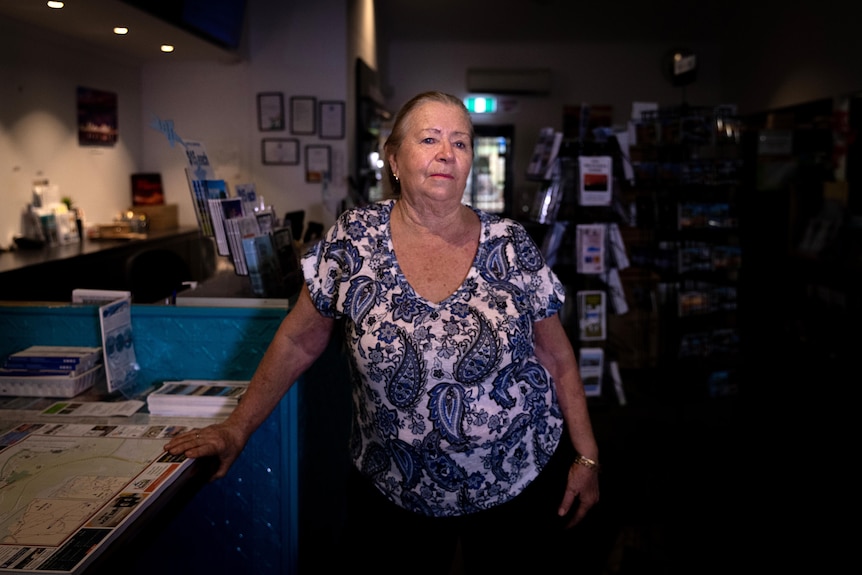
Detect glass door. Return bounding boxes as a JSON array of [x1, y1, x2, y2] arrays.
[[463, 125, 514, 216]]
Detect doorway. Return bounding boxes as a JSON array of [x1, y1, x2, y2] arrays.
[[463, 125, 514, 216]]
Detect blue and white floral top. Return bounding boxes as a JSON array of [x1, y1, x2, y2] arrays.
[[302, 200, 567, 517]]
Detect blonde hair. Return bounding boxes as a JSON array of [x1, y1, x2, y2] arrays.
[[383, 91, 474, 195]]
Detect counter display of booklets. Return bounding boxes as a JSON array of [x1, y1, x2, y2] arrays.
[[0, 346, 104, 397], [147, 380, 249, 418]]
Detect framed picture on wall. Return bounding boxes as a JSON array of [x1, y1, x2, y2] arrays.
[[262, 138, 300, 165], [290, 96, 316, 135], [257, 92, 285, 131], [131, 173, 165, 206], [305, 144, 331, 182], [77, 86, 118, 146], [319, 100, 345, 139]]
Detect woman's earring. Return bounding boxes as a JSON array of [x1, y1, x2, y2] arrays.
[[394, 174, 399, 182]]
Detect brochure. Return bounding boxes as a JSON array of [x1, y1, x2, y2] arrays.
[[577, 290, 607, 341], [576, 223, 606, 274], [579, 347, 604, 397], [98, 296, 139, 396], [578, 155, 613, 206]]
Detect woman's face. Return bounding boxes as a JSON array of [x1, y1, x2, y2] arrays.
[[390, 101, 473, 205]]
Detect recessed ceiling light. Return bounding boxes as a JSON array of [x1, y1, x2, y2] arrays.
[[47, 1, 64, 9], [160, 45, 175, 53], [113, 27, 129, 35]]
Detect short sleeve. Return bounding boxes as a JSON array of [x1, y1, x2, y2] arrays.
[[301, 217, 347, 319], [508, 220, 566, 322], [301, 205, 387, 319]]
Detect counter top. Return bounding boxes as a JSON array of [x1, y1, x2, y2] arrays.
[[0, 408, 218, 574], [0, 227, 202, 275], [176, 264, 295, 308], [0, 227, 214, 303]]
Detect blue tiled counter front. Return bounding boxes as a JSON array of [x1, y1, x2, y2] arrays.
[[0, 303, 285, 386], [0, 303, 297, 575], [130, 305, 286, 386]]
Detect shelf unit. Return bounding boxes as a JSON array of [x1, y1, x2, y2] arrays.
[[526, 137, 635, 405], [627, 105, 744, 401]]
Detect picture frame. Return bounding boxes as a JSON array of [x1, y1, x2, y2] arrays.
[[257, 92, 285, 131], [290, 96, 317, 135], [319, 100, 345, 139], [77, 86, 118, 146], [305, 144, 331, 183], [262, 138, 300, 165]]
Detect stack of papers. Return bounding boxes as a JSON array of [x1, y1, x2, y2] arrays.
[[147, 380, 249, 418], [1, 345, 103, 377]]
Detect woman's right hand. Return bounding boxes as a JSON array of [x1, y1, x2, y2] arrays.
[[164, 420, 247, 481]]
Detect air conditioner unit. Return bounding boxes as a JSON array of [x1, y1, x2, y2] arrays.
[[466, 68, 552, 95]]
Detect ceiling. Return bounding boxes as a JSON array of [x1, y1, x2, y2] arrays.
[[374, 0, 742, 44], [0, 0, 748, 66], [0, 0, 241, 64]]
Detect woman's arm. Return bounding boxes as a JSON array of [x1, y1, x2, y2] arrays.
[[164, 283, 335, 479], [533, 313, 600, 526]]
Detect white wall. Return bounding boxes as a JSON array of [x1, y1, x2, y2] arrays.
[[140, 0, 350, 233], [0, 17, 142, 247], [380, 40, 724, 213], [0, 0, 352, 251]]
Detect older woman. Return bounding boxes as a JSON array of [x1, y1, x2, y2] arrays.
[[166, 91, 599, 573]]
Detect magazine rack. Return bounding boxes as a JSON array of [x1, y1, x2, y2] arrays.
[[627, 105, 743, 400], [526, 130, 633, 405]]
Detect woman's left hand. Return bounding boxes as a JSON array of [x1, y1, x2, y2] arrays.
[[557, 461, 600, 527], [164, 421, 247, 481]]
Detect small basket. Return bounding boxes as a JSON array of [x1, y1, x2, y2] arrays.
[[0, 365, 105, 398]]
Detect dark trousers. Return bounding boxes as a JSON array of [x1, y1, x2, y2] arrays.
[[336, 437, 585, 574]]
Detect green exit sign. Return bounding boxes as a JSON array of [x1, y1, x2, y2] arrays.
[[464, 96, 497, 114]]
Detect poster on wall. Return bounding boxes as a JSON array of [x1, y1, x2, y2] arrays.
[[77, 86, 118, 147]]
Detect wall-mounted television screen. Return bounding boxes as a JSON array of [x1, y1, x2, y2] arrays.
[[121, 0, 247, 51]]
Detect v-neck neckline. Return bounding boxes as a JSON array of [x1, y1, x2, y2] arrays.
[[385, 200, 484, 307]]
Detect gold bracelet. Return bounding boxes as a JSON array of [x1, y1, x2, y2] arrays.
[[573, 454, 600, 472]]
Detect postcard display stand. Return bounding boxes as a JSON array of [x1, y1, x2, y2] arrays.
[[627, 106, 743, 400], [528, 131, 631, 405], [183, 141, 299, 299]]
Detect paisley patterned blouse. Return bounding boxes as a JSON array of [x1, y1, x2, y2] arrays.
[[302, 200, 567, 517]]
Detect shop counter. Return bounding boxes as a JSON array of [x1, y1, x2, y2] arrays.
[[0, 228, 215, 303], [0, 302, 298, 575]]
